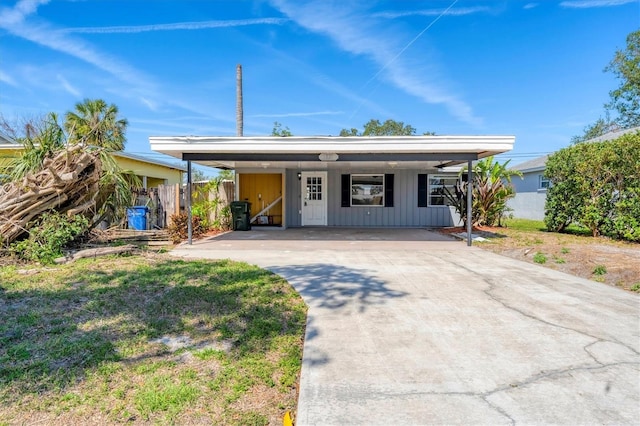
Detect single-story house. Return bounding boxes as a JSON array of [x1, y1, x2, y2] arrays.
[[150, 135, 516, 244], [507, 126, 640, 221], [0, 143, 186, 188], [507, 155, 550, 221]]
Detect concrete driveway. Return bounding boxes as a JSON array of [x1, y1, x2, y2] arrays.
[[171, 228, 640, 425]]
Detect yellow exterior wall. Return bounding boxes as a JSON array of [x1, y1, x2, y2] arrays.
[[0, 147, 22, 170], [239, 173, 283, 225], [0, 146, 183, 188], [114, 155, 183, 187]]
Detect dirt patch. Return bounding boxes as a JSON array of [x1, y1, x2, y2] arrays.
[[441, 226, 640, 292]]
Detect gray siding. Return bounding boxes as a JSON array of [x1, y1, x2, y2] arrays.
[[508, 191, 547, 221], [513, 171, 544, 193], [285, 168, 460, 227], [285, 169, 302, 227], [510, 171, 547, 220]]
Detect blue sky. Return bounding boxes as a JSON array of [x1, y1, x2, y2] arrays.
[[1, 0, 638, 171]]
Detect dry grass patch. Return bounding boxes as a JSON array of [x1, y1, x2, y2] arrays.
[[456, 218, 640, 291]]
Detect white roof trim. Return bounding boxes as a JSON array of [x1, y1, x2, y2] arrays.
[[150, 135, 515, 158]]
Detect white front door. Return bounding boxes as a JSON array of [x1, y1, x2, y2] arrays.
[[301, 171, 327, 226]]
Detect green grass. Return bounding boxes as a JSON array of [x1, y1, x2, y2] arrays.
[[0, 254, 307, 424], [502, 218, 547, 232], [533, 252, 547, 264], [592, 265, 607, 276]]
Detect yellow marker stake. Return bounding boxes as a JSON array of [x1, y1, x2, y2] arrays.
[[283, 410, 293, 426]]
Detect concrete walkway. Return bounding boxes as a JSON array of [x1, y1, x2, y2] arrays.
[[172, 228, 640, 425]]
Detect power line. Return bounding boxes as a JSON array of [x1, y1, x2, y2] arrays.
[[350, 0, 460, 120]]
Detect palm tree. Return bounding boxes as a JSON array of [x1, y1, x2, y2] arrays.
[[65, 99, 127, 150], [64, 99, 137, 224], [8, 113, 66, 180]]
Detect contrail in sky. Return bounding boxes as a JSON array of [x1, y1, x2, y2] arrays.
[[59, 18, 289, 34]]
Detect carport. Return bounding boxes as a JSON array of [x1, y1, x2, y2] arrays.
[[149, 135, 516, 245]]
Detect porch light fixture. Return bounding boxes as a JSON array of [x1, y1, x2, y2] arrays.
[[319, 153, 339, 161], [297, 172, 302, 180], [260, 162, 270, 168], [388, 161, 398, 168]]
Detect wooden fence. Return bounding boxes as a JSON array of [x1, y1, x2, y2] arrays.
[[134, 181, 235, 229]]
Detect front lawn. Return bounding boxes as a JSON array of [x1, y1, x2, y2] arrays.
[[0, 254, 307, 425]]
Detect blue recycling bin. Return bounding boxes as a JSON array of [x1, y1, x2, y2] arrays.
[[127, 206, 148, 230]]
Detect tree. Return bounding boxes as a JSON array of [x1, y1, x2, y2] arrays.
[[544, 131, 640, 241], [191, 168, 209, 182], [445, 157, 521, 227], [7, 113, 66, 180], [339, 119, 422, 136], [64, 99, 136, 224], [605, 30, 640, 128], [65, 98, 128, 150], [218, 169, 235, 180], [570, 116, 618, 144], [272, 121, 292, 137]]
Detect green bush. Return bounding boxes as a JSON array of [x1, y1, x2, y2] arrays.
[[533, 252, 547, 264], [11, 212, 89, 264], [592, 265, 607, 276], [544, 131, 640, 241]]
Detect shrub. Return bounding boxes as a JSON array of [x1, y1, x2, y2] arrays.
[[533, 252, 547, 264], [592, 265, 607, 276], [544, 131, 640, 241], [168, 213, 206, 244], [11, 212, 89, 264]]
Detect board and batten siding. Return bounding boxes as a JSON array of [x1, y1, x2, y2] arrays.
[[285, 169, 460, 227]]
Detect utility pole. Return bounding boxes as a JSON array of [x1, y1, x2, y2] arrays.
[[236, 64, 243, 137]]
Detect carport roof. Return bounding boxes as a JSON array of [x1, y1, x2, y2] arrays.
[[149, 135, 515, 170]]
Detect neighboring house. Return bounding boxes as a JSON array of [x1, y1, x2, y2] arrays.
[[507, 155, 550, 221], [150, 135, 515, 230], [0, 144, 185, 188], [507, 126, 640, 221]]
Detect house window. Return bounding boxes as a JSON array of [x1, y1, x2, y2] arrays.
[[351, 174, 384, 206], [539, 175, 550, 190], [427, 174, 462, 206]]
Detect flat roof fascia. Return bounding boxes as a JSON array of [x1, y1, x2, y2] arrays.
[[150, 135, 515, 159]]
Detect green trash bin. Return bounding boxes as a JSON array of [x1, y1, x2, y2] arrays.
[[230, 201, 251, 231]]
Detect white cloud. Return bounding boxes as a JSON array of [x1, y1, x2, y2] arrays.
[[374, 6, 490, 19], [59, 18, 288, 34], [523, 3, 539, 9], [251, 111, 343, 118], [268, 0, 481, 126], [560, 0, 636, 8], [0, 0, 49, 25], [0, 0, 158, 107], [56, 74, 81, 97], [0, 70, 18, 87]]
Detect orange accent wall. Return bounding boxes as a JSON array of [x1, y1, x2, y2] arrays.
[[239, 173, 283, 225]]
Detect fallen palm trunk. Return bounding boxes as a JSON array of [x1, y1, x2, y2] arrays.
[[53, 244, 136, 264], [0, 145, 102, 246]]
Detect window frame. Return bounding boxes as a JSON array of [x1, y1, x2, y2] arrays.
[[539, 174, 550, 190], [350, 174, 385, 207], [427, 174, 463, 207]]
